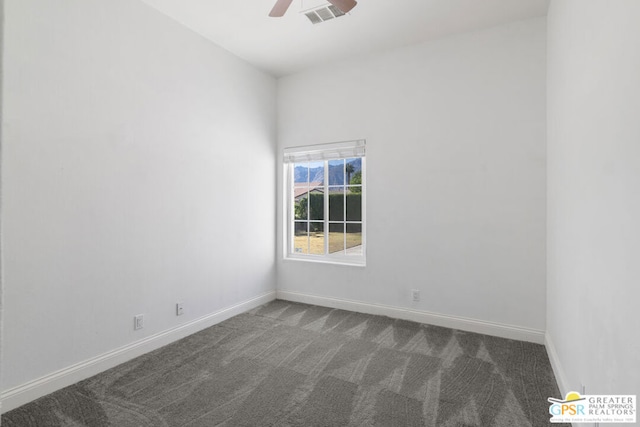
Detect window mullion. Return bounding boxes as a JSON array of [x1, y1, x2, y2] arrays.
[[324, 160, 329, 255], [343, 163, 347, 254], [307, 165, 311, 255], [289, 164, 293, 254]]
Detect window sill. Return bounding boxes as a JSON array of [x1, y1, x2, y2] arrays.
[[284, 254, 366, 267]]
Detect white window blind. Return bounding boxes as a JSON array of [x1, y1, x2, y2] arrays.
[[284, 140, 366, 164]]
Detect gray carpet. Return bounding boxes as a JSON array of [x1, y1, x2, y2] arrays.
[[2, 300, 566, 426]]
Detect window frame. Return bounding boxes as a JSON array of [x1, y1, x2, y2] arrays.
[[284, 140, 366, 266]]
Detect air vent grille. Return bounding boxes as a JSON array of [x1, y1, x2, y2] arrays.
[[315, 7, 335, 21], [303, 4, 349, 24], [304, 11, 323, 24]]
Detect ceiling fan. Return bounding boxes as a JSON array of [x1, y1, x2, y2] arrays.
[[269, 0, 357, 17]]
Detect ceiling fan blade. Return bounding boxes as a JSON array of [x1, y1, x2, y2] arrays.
[[326, 0, 357, 13], [269, 0, 294, 17]]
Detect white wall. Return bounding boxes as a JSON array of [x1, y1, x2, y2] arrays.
[[546, 0, 640, 400], [277, 18, 547, 336], [1, 0, 276, 398]]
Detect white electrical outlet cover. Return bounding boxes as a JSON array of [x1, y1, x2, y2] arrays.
[[134, 314, 144, 330]]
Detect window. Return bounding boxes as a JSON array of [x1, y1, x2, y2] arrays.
[[284, 140, 366, 265]]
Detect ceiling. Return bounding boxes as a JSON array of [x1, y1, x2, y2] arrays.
[[141, 0, 549, 77]]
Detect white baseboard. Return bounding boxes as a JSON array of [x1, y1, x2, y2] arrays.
[[277, 290, 545, 344], [545, 331, 569, 396], [545, 335, 579, 427], [0, 291, 276, 414]]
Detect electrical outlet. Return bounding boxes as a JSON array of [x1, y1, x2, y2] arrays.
[[412, 289, 420, 302], [134, 314, 144, 330], [176, 302, 184, 316]]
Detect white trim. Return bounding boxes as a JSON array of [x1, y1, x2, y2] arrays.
[[545, 331, 569, 396], [545, 334, 579, 427], [0, 291, 276, 414], [276, 290, 545, 344], [284, 254, 366, 267]]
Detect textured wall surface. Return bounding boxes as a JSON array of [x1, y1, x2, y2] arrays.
[[2, 0, 276, 392], [546, 0, 640, 397], [277, 18, 547, 332]]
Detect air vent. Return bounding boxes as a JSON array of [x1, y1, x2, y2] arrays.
[[303, 3, 349, 25], [315, 7, 335, 21], [304, 11, 323, 24]]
